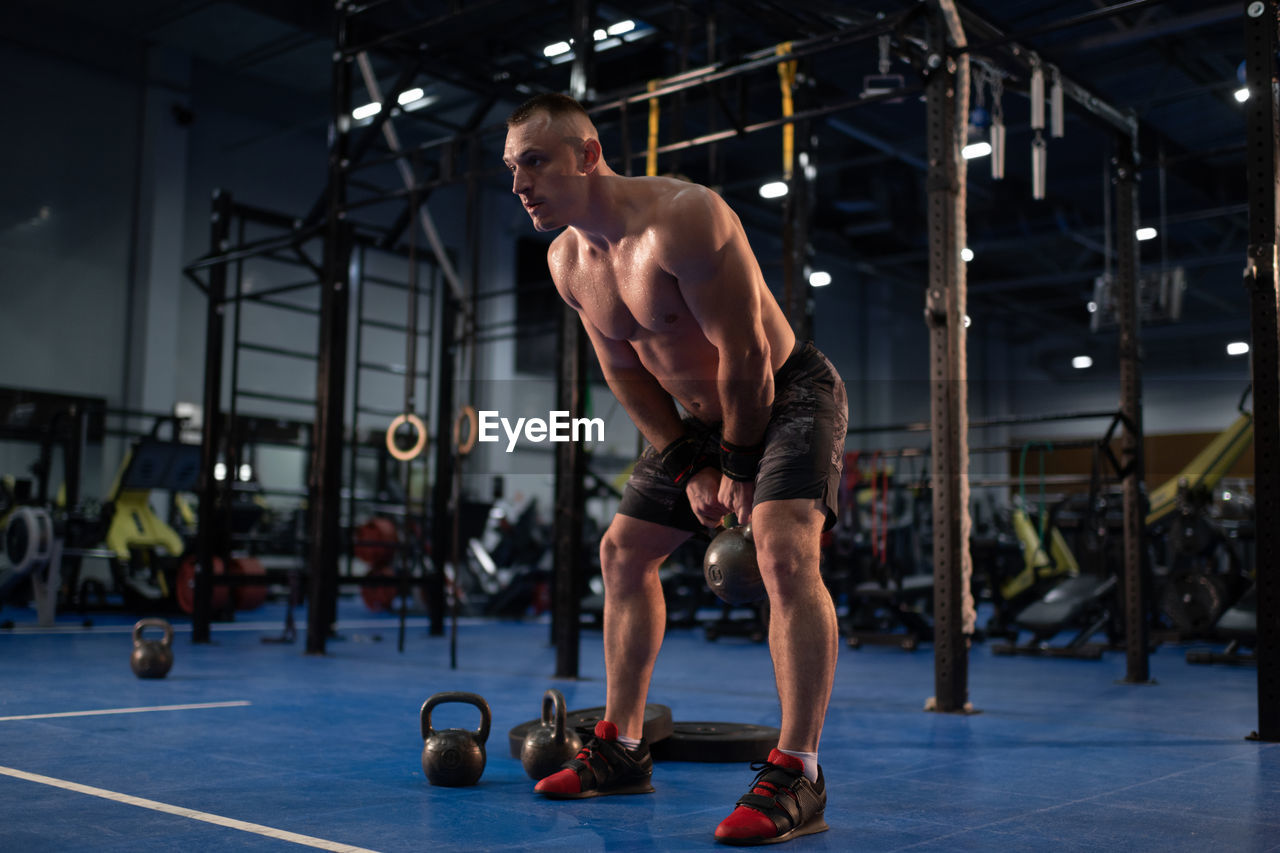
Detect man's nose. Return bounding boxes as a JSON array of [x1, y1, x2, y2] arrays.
[[511, 169, 529, 195]]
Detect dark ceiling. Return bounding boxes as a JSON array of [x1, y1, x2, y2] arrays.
[[5, 0, 1253, 368]]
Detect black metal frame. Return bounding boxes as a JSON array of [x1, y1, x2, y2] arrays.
[[1242, 0, 1279, 743]]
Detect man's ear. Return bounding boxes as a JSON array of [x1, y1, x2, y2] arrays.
[[582, 138, 603, 173]]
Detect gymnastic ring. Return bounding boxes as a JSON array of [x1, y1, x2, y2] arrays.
[[386, 413, 428, 461], [453, 405, 479, 456]]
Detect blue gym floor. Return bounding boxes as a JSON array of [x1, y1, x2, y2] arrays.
[[1, 600, 1276, 852]]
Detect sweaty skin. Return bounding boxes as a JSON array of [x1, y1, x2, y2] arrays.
[[503, 111, 796, 526]]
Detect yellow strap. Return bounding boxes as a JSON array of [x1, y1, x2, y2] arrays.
[[646, 80, 660, 177], [776, 43, 797, 180], [1146, 413, 1254, 525]]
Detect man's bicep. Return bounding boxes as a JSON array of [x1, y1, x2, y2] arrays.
[[674, 243, 762, 350]]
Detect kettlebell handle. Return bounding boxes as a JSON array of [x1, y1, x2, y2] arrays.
[[133, 618, 173, 646], [420, 691, 491, 745], [540, 688, 568, 738], [720, 513, 753, 542]]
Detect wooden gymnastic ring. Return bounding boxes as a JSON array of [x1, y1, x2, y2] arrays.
[[453, 405, 478, 456], [386, 413, 427, 461]]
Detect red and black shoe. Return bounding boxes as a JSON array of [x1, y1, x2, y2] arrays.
[[533, 720, 655, 799], [714, 749, 828, 846]]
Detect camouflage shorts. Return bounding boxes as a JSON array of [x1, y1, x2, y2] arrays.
[[617, 341, 848, 533]]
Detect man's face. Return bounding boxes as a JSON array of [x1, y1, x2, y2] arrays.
[[503, 113, 586, 231]]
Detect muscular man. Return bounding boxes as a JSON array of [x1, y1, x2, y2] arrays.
[[503, 93, 847, 846]]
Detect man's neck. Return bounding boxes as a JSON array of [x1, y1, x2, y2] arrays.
[[572, 170, 631, 250]]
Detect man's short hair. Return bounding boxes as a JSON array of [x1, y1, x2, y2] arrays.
[[507, 93, 591, 128]]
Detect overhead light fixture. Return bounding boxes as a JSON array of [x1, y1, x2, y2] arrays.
[[759, 181, 789, 199], [238, 463, 253, 482], [608, 20, 636, 36], [1087, 300, 1098, 313], [352, 102, 381, 120], [1235, 87, 1250, 103], [398, 88, 424, 105], [961, 141, 992, 160], [1135, 227, 1158, 241], [960, 247, 974, 262], [963, 315, 972, 328], [1072, 355, 1093, 369], [809, 271, 832, 287], [1227, 341, 1250, 356], [214, 462, 228, 481], [544, 41, 572, 58]]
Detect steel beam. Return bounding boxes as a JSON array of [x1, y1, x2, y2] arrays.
[[1243, 0, 1279, 743], [925, 2, 972, 714], [551, 0, 594, 681], [193, 189, 233, 644], [1114, 135, 1152, 684], [306, 6, 355, 656]]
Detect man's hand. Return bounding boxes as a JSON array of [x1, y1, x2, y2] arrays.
[[718, 477, 755, 527], [686, 468, 730, 528]]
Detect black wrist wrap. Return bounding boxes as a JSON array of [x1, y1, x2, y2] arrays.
[[719, 439, 764, 482], [659, 435, 708, 486]]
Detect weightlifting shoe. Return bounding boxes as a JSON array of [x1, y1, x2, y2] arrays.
[[534, 720, 654, 798], [714, 749, 828, 845]]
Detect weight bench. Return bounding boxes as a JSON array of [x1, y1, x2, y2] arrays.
[[992, 574, 1118, 660], [844, 572, 934, 651], [1186, 585, 1257, 666]]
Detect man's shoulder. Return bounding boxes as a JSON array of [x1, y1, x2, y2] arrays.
[[547, 230, 579, 268]]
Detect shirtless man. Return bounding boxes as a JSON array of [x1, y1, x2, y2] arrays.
[[503, 93, 847, 846]]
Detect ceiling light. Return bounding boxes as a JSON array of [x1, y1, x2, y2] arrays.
[[352, 102, 381, 120], [544, 41, 571, 58], [1072, 355, 1093, 369], [1227, 341, 1250, 356], [960, 247, 974, 262], [1135, 227, 1157, 241], [214, 462, 227, 481], [961, 141, 992, 160], [809, 271, 832, 287], [238, 464, 253, 482], [594, 28, 607, 40], [963, 315, 972, 328], [1235, 87, 1250, 103], [1087, 300, 1098, 313], [608, 20, 636, 36], [397, 88, 424, 105], [759, 181, 789, 199]]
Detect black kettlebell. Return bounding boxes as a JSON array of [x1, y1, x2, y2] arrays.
[[130, 618, 174, 679], [703, 515, 765, 605], [520, 688, 582, 780], [420, 691, 490, 787]]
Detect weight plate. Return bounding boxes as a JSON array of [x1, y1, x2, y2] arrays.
[[650, 721, 780, 763], [175, 555, 231, 615], [508, 702, 673, 759]]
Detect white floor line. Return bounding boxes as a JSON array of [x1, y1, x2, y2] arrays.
[[0, 700, 252, 722], [0, 765, 382, 853]]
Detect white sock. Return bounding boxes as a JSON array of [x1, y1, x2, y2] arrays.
[[778, 748, 819, 783], [617, 733, 642, 751]]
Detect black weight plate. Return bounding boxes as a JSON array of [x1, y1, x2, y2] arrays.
[[650, 721, 780, 763], [507, 702, 673, 759]]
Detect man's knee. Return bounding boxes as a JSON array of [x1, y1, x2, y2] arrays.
[[599, 516, 689, 579], [751, 499, 825, 590]]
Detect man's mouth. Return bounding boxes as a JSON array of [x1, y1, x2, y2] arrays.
[[525, 201, 542, 212]]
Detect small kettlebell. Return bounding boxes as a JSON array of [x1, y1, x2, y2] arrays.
[[703, 515, 765, 606], [130, 618, 174, 679], [520, 688, 582, 780], [420, 691, 490, 787]]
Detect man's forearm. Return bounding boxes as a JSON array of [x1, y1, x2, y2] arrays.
[[718, 343, 772, 447], [604, 367, 686, 451]]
